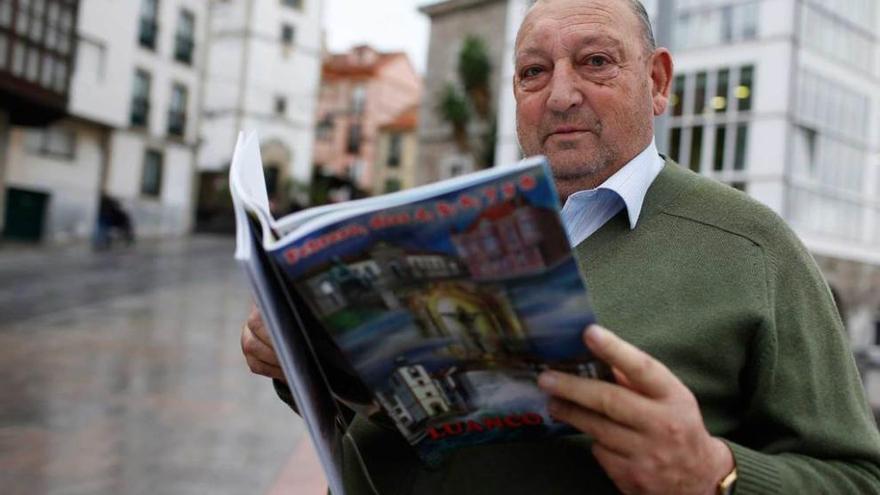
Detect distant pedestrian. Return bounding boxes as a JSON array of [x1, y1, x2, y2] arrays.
[[93, 194, 135, 250]]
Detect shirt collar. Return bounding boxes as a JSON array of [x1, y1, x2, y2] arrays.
[[562, 139, 665, 230]]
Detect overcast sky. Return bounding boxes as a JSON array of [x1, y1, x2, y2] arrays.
[[323, 0, 433, 74]]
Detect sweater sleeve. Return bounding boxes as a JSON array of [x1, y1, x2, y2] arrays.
[[727, 231, 880, 494]]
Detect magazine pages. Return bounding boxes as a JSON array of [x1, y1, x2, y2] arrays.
[[230, 131, 611, 467]]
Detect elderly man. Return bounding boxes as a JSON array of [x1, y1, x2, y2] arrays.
[[241, 0, 880, 493]]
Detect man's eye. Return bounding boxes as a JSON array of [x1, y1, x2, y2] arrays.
[[585, 56, 608, 67], [522, 67, 544, 78]]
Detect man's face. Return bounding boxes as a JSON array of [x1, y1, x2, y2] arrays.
[[514, 0, 658, 199]]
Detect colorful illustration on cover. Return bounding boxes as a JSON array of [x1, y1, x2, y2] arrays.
[[271, 165, 609, 462]]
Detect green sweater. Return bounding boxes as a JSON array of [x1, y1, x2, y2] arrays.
[[316, 161, 880, 494]]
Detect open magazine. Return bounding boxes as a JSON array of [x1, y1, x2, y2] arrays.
[[230, 131, 612, 485]]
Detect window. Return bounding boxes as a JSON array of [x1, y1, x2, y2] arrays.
[[139, 0, 159, 50], [736, 66, 753, 112], [141, 149, 163, 197], [689, 126, 703, 173], [167, 83, 187, 137], [694, 72, 707, 115], [131, 69, 151, 127], [174, 9, 195, 65], [388, 133, 402, 167], [316, 115, 333, 140], [347, 123, 362, 154], [713, 126, 726, 171], [669, 127, 681, 163], [281, 24, 295, 45], [667, 65, 754, 176], [671, 75, 685, 117], [734, 124, 748, 171], [714, 69, 729, 113], [274, 96, 287, 116], [281, 0, 303, 9], [385, 178, 401, 193], [25, 125, 76, 159], [351, 85, 366, 114]]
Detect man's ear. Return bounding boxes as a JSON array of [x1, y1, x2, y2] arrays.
[[650, 48, 674, 117]]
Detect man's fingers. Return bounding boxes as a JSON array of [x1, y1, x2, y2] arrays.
[[549, 399, 642, 457], [245, 354, 286, 381], [539, 371, 657, 431], [247, 307, 275, 348], [242, 324, 282, 367], [583, 325, 678, 398]]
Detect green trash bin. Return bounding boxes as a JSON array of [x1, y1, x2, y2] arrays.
[[3, 187, 51, 242]]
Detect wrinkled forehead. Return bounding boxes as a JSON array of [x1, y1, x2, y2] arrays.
[[515, 0, 640, 54]]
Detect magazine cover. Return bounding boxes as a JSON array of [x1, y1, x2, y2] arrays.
[[267, 161, 611, 463]]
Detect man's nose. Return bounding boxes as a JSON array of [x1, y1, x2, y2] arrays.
[[547, 62, 584, 113]]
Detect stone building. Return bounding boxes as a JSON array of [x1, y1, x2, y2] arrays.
[[313, 45, 422, 195], [416, 0, 512, 185]]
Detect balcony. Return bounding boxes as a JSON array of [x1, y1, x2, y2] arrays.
[[167, 111, 186, 138], [139, 19, 158, 50], [0, 0, 80, 126], [130, 97, 150, 128]]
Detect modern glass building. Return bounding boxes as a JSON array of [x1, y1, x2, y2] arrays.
[[490, 1, 880, 371]]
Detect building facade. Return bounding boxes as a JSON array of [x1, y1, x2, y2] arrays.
[[373, 104, 420, 194], [3, 0, 206, 242], [422, 0, 880, 399], [198, 0, 323, 212], [0, 0, 79, 240], [417, 0, 510, 185], [313, 45, 422, 195]]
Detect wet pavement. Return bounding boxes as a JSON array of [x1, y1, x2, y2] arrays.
[[0, 236, 321, 495]]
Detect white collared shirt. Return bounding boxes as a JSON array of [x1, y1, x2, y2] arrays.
[[560, 139, 665, 247]]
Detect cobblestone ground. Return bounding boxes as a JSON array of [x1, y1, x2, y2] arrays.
[[0, 236, 309, 495]]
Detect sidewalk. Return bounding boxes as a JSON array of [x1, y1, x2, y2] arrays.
[[267, 440, 328, 495]]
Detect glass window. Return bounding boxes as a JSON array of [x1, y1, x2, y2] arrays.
[[281, 24, 295, 45], [734, 124, 749, 170], [351, 85, 366, 114], [281, 0, 303, 9], [672, 74, 685, 117], [131, 69, 151, 127], [690, 126, 704, 172], [26, 124, 76, 159], [694, 72, 707, 114], [167, 83, 187, 137], [384, 178, 401, 193], [139, 0, 159, 50], [274, 96, 286, 116], [736, 66, 753, 112], [141, 149, 163, 197], [713, 126, 726, 171], [714, 69, 729, 113], [347, 123, 362, 154], [388, 133, 402, 167], [669, 127, 682, 162], [174, 9, 195, 65]]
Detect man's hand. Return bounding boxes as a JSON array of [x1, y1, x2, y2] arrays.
[[538, 325, 734, 495], [241, 305, 286, 382]]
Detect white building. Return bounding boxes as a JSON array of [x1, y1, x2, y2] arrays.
[[198, 0, 323, 208], [3, 0, 206, 242], [490, 0, 880, 359]]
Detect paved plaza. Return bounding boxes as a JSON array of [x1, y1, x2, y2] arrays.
[[0, 236, 324, 495]]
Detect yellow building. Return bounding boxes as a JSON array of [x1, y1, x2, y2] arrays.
[[373, 105, 420, 194]]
